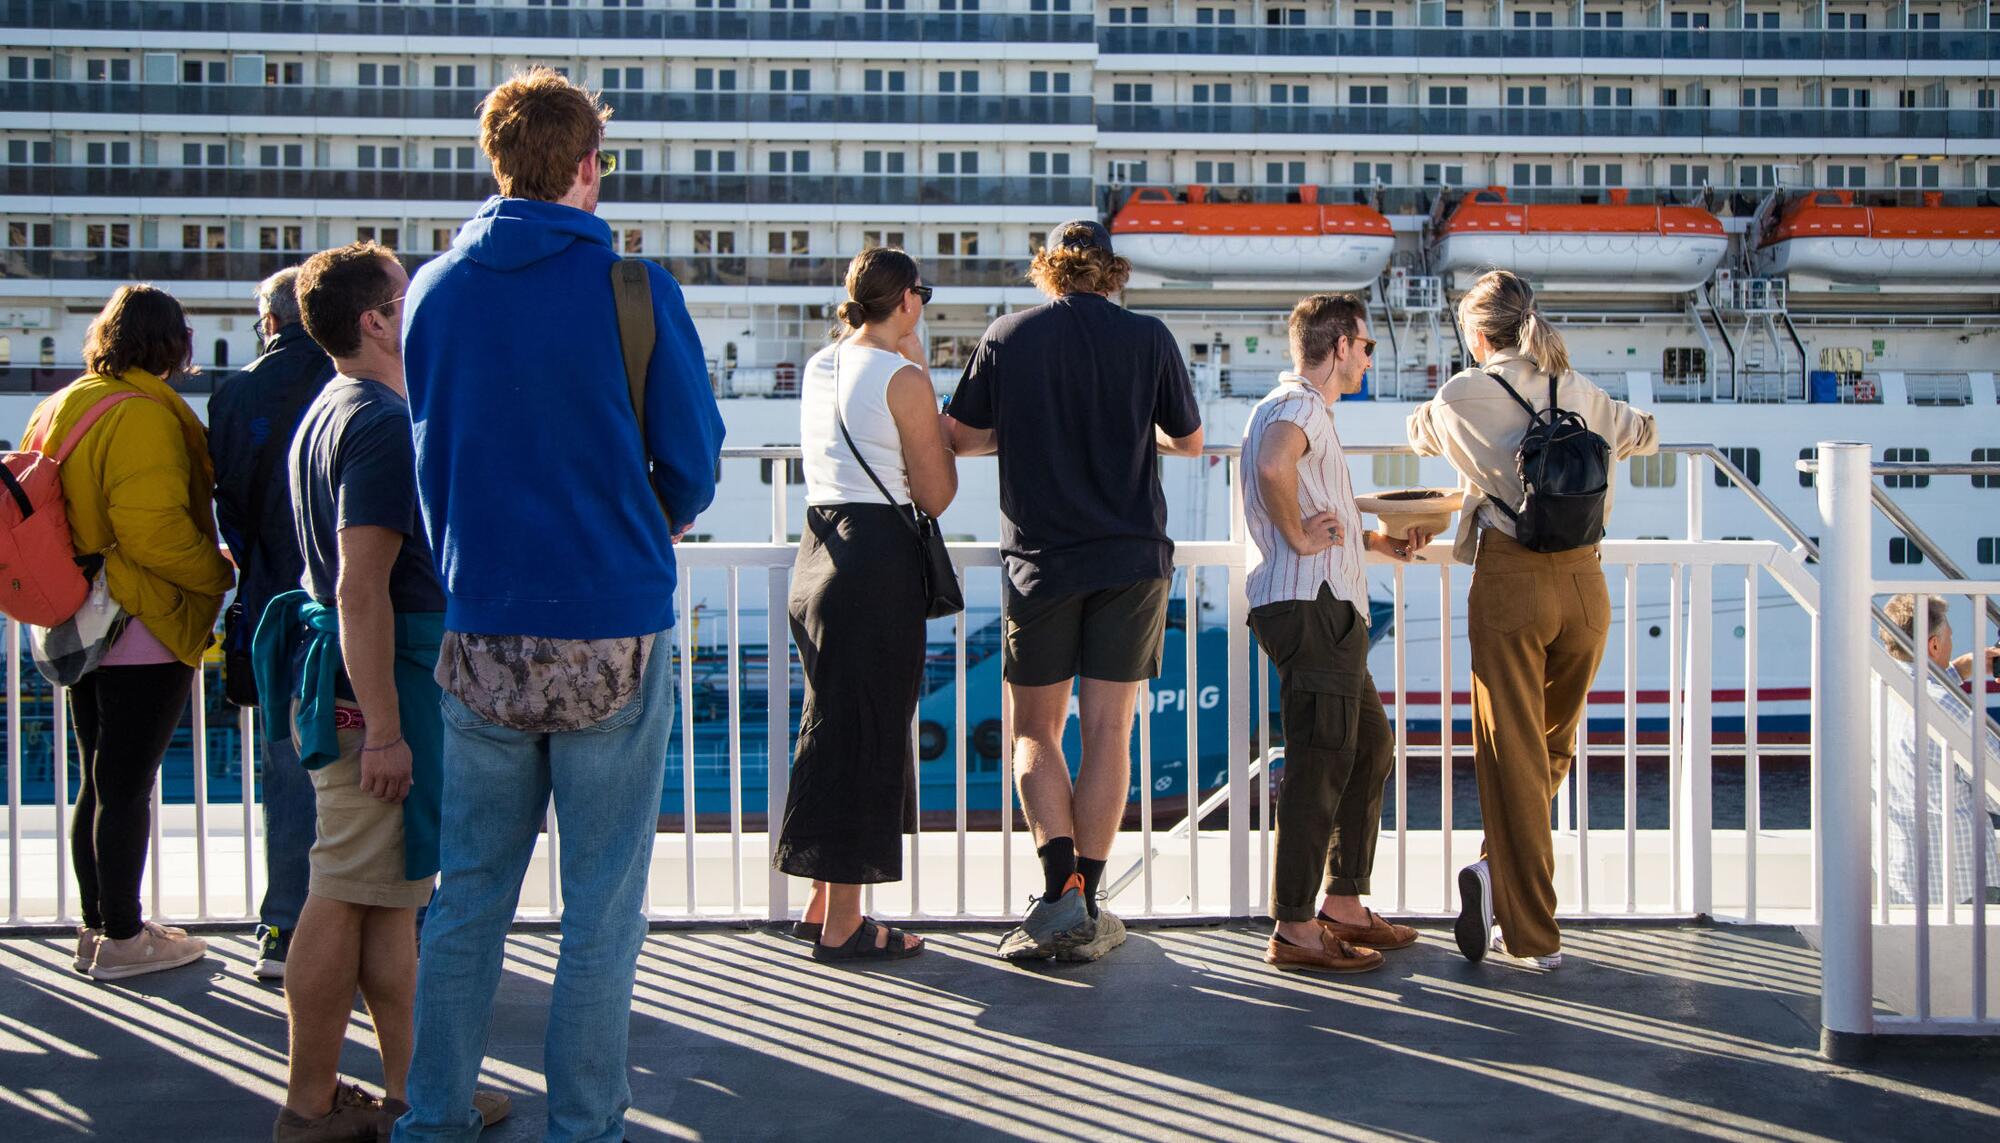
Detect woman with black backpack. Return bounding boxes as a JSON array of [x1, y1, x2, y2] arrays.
[[1407, 270, 1659, 970]]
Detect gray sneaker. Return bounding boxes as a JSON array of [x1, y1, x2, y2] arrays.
[[1055, 909, 1127, 963], [997, 874, 1096, 960]]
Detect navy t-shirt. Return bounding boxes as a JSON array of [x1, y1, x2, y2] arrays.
[[948, 292, 1201, 598], [289, 375, 446, 613]]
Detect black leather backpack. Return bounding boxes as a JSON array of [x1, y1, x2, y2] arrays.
[[1484, 367, 1610, 553]]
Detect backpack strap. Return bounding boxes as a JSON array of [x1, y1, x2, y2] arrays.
[[610, 258, 673, 524], [611, 258, 657, 442], [33, 391, 149, 463], [1482, 365, 1542, 422]]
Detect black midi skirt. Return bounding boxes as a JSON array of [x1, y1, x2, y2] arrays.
[[773, 503, 925, 885]]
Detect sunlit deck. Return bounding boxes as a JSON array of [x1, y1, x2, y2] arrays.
[[0, 924, 1993, 1141]]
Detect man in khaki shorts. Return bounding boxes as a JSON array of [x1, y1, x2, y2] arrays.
[[254, 242, 507, 1142]]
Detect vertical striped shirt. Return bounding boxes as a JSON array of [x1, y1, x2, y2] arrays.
[[1241, 374, 1368, 617]]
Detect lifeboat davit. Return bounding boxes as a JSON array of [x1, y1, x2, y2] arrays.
[[1432, 188, 1727, 291], [1108, 185, 1394, 286], [1755, 190, 2000, 289]]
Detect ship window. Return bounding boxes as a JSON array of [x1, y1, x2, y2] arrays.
[[1826, 12, 1866, 30], [1353, 8, 1393, 25], [1263, 160, 1305, 185], [1972, 448, 2000, 489], [1629, 455, 1677, 489], [39, 336, 53, 366], [1715, 448, 1761, 487], [1978, 538, 2000, 565], [1884, 447, 1930, 489], [1422, 163, 1464, 186], [1194, 161, 1236, 184], [1582, 10, 1623, 26], [1427, 85, 1468, 106], [860, 230, 906, 250], [1825, 164, 1867, 188], [1889, 537, 1924, 565], [1897, 164, 1941, 189], [1349, 85, 1388, 105], [760, 456, 806, 485], [1512, 163, 1554, 186], [1372, 456, 1419, 487], [1511, 10, 1553, 26]]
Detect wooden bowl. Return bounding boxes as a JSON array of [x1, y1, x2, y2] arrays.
[[1353, 488, 1464, 540]]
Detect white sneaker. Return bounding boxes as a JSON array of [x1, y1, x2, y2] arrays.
[[1454, 860, 1494, 964], [1056, 909, 1127, 963], [73, 927, 100, 973], [88, 921, 208, 982], [1490, 929, 1562, 971]]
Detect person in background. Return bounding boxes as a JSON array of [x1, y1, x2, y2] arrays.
[[1876, 593, 2000, 907], [395, 68, 723, 1142], [775, 248, 956, 963], [945, 219, 1203, 964], [1242, 294, 1427, 974], [258, 243, 510, 1142], [1408, 269, 1657, 971], [25, 284, 234, 981], [209, 264, 336, 981]]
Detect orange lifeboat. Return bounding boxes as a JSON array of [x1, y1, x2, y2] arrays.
[[1756, 190, 2000, 288], [1432, 188, 1727, 291], [1108, 185, 1394, 286]]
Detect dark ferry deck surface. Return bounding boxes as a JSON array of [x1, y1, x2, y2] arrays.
[[1, 923, 1994, 1140]]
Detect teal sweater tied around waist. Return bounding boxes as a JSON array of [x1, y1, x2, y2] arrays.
[[252, 590, 446, 882]]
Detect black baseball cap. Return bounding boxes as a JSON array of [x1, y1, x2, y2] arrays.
[[1051, 218, 1114, 254]]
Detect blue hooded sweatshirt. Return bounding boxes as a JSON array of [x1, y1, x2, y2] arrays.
[[403, 197, 724, 638]]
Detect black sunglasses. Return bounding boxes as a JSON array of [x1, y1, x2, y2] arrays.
[[1349, 335, 1377, 357], [911, 284, 934, 305]]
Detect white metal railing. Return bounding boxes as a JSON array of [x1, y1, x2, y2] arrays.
[[1816, 441, 2000, 1054], [1, 445, 1838, 936]]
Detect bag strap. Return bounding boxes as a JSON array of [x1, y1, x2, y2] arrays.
[[610, 258, 672, 523], [1482, 365, 1543, 423], [34, 391, 150, 464], [831, 341, 924, 541], [611, 258, 657, 442]]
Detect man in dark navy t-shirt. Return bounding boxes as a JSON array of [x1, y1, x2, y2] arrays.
[[946, 219, 1203, 964]]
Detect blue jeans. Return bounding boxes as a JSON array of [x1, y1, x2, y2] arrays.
[[395, 642, 674, 1143], [258, 732, 313, 934]]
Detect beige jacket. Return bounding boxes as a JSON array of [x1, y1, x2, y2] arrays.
[[1406, 348, 1660, 565]]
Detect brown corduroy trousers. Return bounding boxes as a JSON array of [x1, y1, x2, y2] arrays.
[[1466, 530, 1611, 958]]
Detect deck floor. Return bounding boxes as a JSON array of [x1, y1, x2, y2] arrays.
[[0, 924, 1995, 1141]]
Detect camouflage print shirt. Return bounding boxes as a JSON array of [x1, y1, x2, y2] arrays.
[[435, 631, 657, 734]]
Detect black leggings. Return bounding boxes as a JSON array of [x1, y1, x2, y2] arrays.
[[69, 661, 194, 940]]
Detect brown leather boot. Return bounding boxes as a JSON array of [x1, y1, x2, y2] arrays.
[[1263, 930, 1383, 973], [1317, 908, 1420, 951]]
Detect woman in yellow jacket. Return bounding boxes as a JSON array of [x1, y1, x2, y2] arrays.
[[28, 284, 235, 982]]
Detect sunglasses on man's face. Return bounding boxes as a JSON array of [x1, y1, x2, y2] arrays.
[[911, 284, 934, 305], [590, 149, 618, 178], [1349, 335, 1378, 358]]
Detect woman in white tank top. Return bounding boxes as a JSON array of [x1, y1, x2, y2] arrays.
[[775, 247, 958, 964]]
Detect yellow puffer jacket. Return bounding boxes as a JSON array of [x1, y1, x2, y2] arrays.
[[26, 368, 235, 667]]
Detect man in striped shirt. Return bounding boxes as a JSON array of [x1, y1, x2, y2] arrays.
[[1242, 293, 1430, 974]]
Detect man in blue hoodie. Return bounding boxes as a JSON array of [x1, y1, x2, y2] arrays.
[[394, 68, 724, 1143]]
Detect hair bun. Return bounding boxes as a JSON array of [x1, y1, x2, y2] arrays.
[[837, 299, 866, 328]]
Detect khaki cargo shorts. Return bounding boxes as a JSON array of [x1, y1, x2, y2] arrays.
[[296, 700, 434, 910]]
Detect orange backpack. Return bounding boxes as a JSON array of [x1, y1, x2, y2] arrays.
[[0, 391, 147, 626]]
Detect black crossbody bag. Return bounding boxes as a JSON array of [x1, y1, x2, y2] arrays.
[[831, 342, 963, 619]]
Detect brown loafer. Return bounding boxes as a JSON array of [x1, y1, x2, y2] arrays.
[[1263, 931, 1383, 973], [1317, 908, 1419, 951]]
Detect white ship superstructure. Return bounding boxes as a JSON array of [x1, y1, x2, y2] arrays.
[[0, 0, 1996, 701]]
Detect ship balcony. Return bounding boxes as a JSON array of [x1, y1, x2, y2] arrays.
[[0, 247, 1033, 289], [0, 82, 1097, 127], [0, 1, 1096, 43], [0, 165, 1098, 209], [1098, 25, 2000, 63], [1096, 103, 2000, 141]]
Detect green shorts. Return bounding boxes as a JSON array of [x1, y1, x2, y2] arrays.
[[1001, 578, 1172, 687]]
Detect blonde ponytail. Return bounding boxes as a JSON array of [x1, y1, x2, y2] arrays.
[[1516, 309, 1571, 380], [1460, 269, 1571, 379]]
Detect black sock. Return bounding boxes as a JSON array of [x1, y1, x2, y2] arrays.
[[1038, 837, 1077, 901], [1077, 856, 1107, 918]]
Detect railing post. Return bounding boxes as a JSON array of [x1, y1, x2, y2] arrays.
[[1226, 455, 1250, 918], [1683, 453, 1714, 917], [1816, 441, 1874, 1060]]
